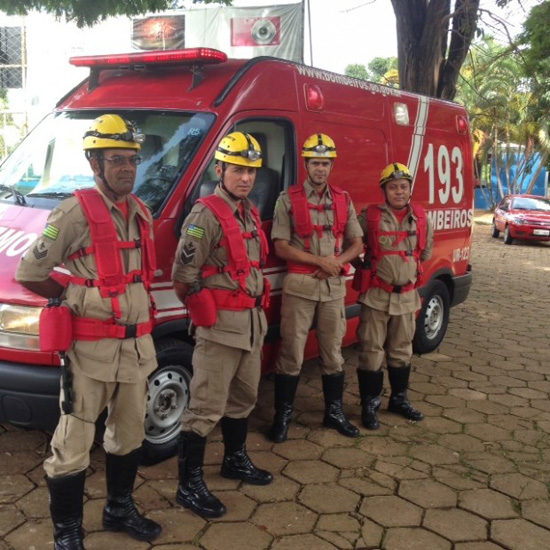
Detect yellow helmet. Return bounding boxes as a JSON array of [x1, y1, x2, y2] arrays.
[[83, 114, 144, 151], [379, 162, 413, 186], [301, 133, 337, 158], [214, 132, 262, 168]]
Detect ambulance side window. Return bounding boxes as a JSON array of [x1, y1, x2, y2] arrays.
[[195, 119, 294, 221]]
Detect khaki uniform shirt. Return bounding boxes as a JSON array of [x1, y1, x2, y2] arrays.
[[357, 202, 434, 315], [272, 180, 363, 302], [172, 186, 267, 351], [16, 187, 157, 383]]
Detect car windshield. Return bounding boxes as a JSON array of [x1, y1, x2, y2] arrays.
[[0, 110, 215, 214], [511, 197, 550, 212]]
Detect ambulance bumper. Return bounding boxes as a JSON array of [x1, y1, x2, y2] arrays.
[[0, 361, 60, 431]]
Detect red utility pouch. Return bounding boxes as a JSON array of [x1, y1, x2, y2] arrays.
[[352, 266, 372, 293], [39, 301, 73, 352], [186, 288, 217, 327], [261, 277, 271, 309]]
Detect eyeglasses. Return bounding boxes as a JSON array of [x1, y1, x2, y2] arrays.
[[103, 155, 142, 167]]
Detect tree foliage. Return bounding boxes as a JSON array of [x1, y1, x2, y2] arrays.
[[0, 0, 230, 28], [345, 57, 398, 86], [344, 63, 369, 81], [520, 1, 550, 119], [456, 34, 548, 207]]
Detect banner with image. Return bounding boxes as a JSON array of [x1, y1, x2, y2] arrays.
[[132, 3, 303, 63]]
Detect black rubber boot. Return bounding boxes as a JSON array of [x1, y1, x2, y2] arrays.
[[321, 372, 360, 438], [45, 470, 86, 550], [221, 417, 273, 485], [357, 369, 384, 430], [268, 374, 300, 443], [387, 364, 424, 421], [102, 448, 162, 541], [176, 431, 226, 519]]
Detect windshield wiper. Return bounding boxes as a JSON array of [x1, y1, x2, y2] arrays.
[[0, 183, 27, 206], [27, 191, 74, 199]]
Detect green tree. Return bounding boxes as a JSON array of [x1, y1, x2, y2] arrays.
[[367, 57, 398, 81], [520, 1, 550, 122], [345, 57, 398, 85], [344, 63, 369, 80], [456, 35, 548, 207], [0, 0, 230, 28]]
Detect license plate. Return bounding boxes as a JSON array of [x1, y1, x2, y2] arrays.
[[533, 229, 550, 236]]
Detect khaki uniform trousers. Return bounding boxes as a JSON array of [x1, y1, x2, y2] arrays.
[[182, 336, 263, 437], [357, 305, 416, 371], [44, 369, 148, 478], [276, 293, 346, 377]]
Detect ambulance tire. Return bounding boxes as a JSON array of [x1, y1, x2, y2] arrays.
[[413, 280, 450, 354], [140, 338, 194, 466]]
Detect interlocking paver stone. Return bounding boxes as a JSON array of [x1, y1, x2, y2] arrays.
[[251, 501, 316, 535], [459, 488, 518, 519], [491, 518, 550, 550], [359, 495, 422, 527], [521, 499, 550, 529], [200, 521, 273, 550], [489, 473, 548, 500], [398, 478, 457, 508], [270, 533, 339, 550], [282, 458, 339, 484], [383, 526, 451, 550], [299, 483, 360, 514], [423, 508, 487, 541]]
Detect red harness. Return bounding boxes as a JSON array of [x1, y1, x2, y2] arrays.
[[198, 195, 270, 310], [365, 203, 427, 293], [68, 189, 156, 339], [287, 184, 349, 273]]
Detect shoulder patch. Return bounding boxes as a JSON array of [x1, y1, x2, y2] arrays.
[[186, 224, 204, 239], [43, 224, 60, 241]]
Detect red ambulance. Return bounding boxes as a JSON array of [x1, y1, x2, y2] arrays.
[[0, 49, 473, 463]]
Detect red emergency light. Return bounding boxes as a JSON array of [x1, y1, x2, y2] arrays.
[[69, 48, 227, 68]]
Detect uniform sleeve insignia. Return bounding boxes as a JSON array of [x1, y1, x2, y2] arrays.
[[181, 242, 196, 265], [43, 224, 60, 241], [186, 224, 205, 239], [32, 241, 48, 260]]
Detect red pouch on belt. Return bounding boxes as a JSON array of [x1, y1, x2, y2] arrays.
[[39, 302, 73, 352], [186, 288, 217, 327], [352, 266, 372, 293], [261, 277, 271, 309]]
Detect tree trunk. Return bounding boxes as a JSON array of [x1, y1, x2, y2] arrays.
[[391, 0, 480, 100]]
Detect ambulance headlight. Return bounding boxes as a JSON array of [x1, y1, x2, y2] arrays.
[[0, 303, 41, 351], [0, 304, 41, 334]]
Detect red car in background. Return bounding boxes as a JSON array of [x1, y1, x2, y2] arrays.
[[492, 194, 550, 245]]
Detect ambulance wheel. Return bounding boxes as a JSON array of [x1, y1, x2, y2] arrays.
[[413, 280, 450, 354], [491, 221, 500, 238], [140, 338, 193, 466]]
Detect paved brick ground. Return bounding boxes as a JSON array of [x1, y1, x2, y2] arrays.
[[2, 220, 550, 550]]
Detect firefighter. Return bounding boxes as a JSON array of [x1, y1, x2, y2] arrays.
[[15, 114, 162, 548], [172, 131, 273, 519], [268, 133, 364, 443], [354, 162, 434, 430]]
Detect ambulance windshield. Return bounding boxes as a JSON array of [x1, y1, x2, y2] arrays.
[[0, 110, 215, 213]]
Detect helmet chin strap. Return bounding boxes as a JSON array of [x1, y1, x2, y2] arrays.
[[218, 162, 242, 202], [97, 157, 122, 202]]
